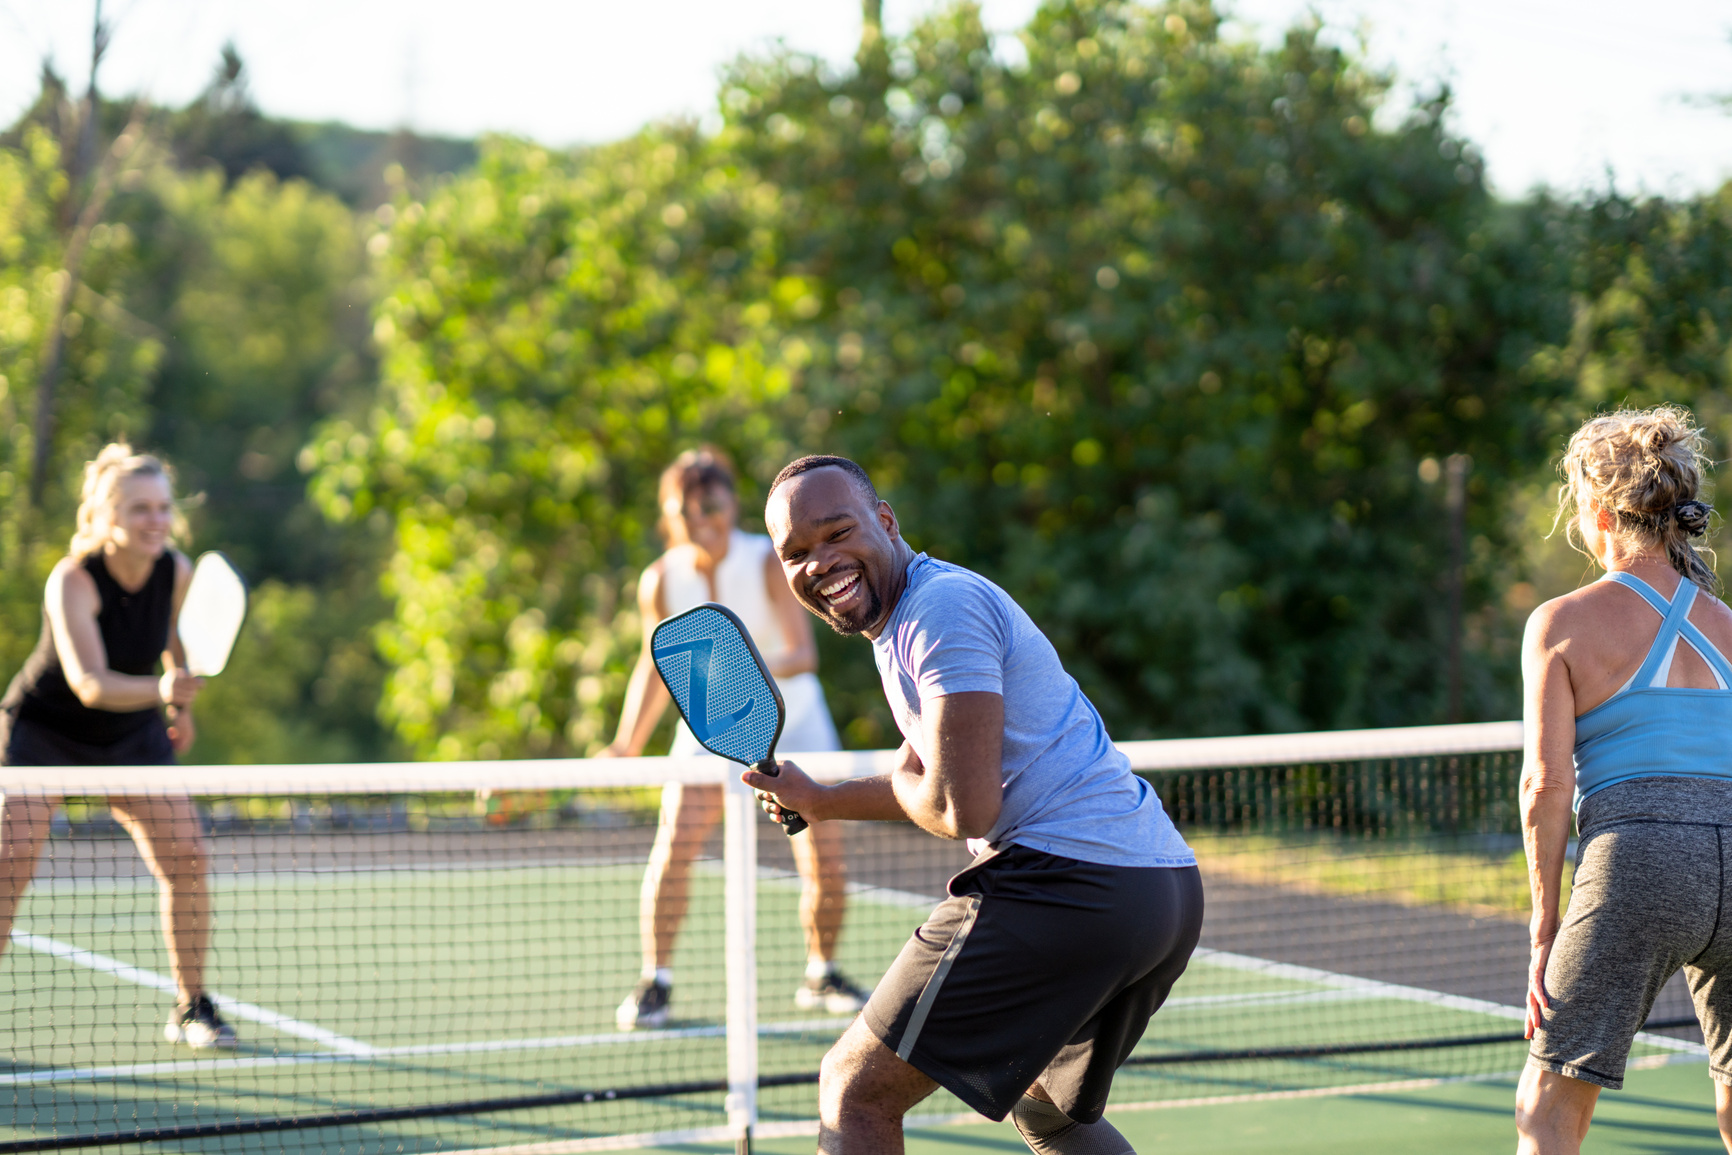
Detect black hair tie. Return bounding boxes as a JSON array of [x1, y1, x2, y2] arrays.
[[1676, 500, 1714, 537]]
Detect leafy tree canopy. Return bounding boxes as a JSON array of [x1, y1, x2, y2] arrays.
[[721, 0, 1580, 735], [0, 65, 394, 764], [317, 0, 1596, 758], [312, 132, 817, 757]]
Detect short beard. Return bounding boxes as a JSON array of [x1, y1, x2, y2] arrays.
[[812, 581, 883, 637]]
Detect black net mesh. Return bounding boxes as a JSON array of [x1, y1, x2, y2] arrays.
[[0, 737, 1705, 1152]]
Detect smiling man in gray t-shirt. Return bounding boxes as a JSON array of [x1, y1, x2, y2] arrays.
[[748, 456, 1203, 1155]]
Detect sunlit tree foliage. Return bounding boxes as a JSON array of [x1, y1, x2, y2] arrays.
[[318, 0, 1594, 757], [310, 134, 825, 758], [718, 0, 1578, 735]]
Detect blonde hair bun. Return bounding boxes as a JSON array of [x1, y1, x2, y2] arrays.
[[1558, 406, 1718, 594]]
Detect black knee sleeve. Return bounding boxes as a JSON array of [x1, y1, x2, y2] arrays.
[[1010, 1095, 1135, 1155]]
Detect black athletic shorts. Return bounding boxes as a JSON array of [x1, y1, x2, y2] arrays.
[[862, 842, 1203, 1123], [0, 709, 174, 767]]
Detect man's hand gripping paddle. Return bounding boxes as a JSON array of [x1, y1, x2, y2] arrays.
[[650, 603, 806, 836]]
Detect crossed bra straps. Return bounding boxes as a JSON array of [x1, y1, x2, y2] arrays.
[[1572, 571, 1732, 801]]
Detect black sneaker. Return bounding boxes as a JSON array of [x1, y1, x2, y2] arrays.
[[616, 978, 671, 1030], [794, 970, 870, 1015], [164, 994, 238, 1050]]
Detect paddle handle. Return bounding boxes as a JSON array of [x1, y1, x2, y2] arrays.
[[753, 759, 808, 836]]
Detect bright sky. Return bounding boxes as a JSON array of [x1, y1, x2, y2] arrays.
[[2, 0, 1729, 199]]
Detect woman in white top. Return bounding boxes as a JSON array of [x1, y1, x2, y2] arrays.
[[604, 448, 868, 1029]]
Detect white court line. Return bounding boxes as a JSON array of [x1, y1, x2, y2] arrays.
[[10, 931, 375, 1056], [19, 933, 1701, 1093], [28, 856, 919, 896], [377, 1017, 847, 1059], [30, 858, 939, 897], [1194, 947, 1708, 1056], [434, 1056, 1724, 1155], [435, 1056, 1719, 1155], [22, 857, 652, 894], [0, 966, 1567, 1091], [0, 1018, 855, 1087], [1163, 987, 1368, 1011], [752, 863, 940, 911], [0, 1052, 362, 1087]]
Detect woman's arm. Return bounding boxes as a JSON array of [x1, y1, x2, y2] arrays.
[[1520, 599, 1579, 1039], [762, 548, 817, 678], [46, 559, 198, 712], [599, 563, 673, 757], [163, 551, 198, 752]]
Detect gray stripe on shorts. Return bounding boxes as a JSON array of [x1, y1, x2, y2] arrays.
[[897, 894, 983, 1063]]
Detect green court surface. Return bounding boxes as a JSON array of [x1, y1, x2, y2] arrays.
[[647, 1061, 1727, 1153], [0, 850, 1708, 1153]]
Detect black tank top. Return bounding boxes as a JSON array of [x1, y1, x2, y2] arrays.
[[2, 552, 175, 746]]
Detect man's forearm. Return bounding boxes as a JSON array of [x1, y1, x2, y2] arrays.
[[796, 764, 966, 836], [892, 764, 995, 841], [813, 775, 908, 823], [891, 767, 955, 839]]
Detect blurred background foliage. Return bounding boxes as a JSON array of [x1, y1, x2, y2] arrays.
[[721, 1, 1573, 739], [307, 132, 815, 758], [4, 0, 1732, 762]]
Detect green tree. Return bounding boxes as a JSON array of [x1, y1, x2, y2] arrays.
[[0, 125, 162, 672], [1509, 184, 1732, 604], [0, 65, 393, 764], [723, 0, 1572, 734], [331, 0, 1728, 755], [166, 45, 312, 186], [1533, 187, 1732, 426], [311, 133, 817, 758], [111, 164, 391, 763]]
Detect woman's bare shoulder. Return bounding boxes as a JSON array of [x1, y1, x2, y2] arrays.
[[1525, 583, 1615, 645], [1686, 586, 1732, 634], [637, 555, 675, 618], [44, 556, 96, 611], [46, 555, 91, 588]]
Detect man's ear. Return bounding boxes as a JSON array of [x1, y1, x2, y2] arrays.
[[878, 499, 900, 540], [764, 490, 789, 551]]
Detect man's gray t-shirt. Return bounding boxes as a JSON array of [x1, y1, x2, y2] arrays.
[[871, 554, 1195, 869]]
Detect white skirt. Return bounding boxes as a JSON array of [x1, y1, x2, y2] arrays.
[[669, 671, 840, 758]]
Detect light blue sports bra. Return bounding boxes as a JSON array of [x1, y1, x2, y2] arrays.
[[1573, 571, 1732, 801]]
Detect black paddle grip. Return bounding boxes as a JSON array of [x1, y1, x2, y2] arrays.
[[753, 760, 808, 836]]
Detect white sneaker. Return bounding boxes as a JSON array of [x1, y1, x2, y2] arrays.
[[794, 970, 870, 1015], [616, 978, 672, 1030], [165, 994, 238, 1049]]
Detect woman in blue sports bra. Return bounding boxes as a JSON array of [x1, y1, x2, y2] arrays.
[[1517, 407, 1732, 1154]]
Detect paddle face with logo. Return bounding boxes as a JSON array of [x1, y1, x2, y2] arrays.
[[651, 602, 806, 836]]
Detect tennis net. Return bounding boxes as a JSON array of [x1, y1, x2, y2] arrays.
[[0, 722, 1706, 1153]]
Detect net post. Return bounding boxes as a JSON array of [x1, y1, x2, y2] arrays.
[[723, 765, 759, 1153]]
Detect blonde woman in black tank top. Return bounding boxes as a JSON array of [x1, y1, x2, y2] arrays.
[[0, 445, 235, 1049]]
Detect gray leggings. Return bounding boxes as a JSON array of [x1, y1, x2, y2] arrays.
[[1529, 776, 1732, 1089]]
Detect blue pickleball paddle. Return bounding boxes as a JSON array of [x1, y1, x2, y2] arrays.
[[651, 602, 807, 836]]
